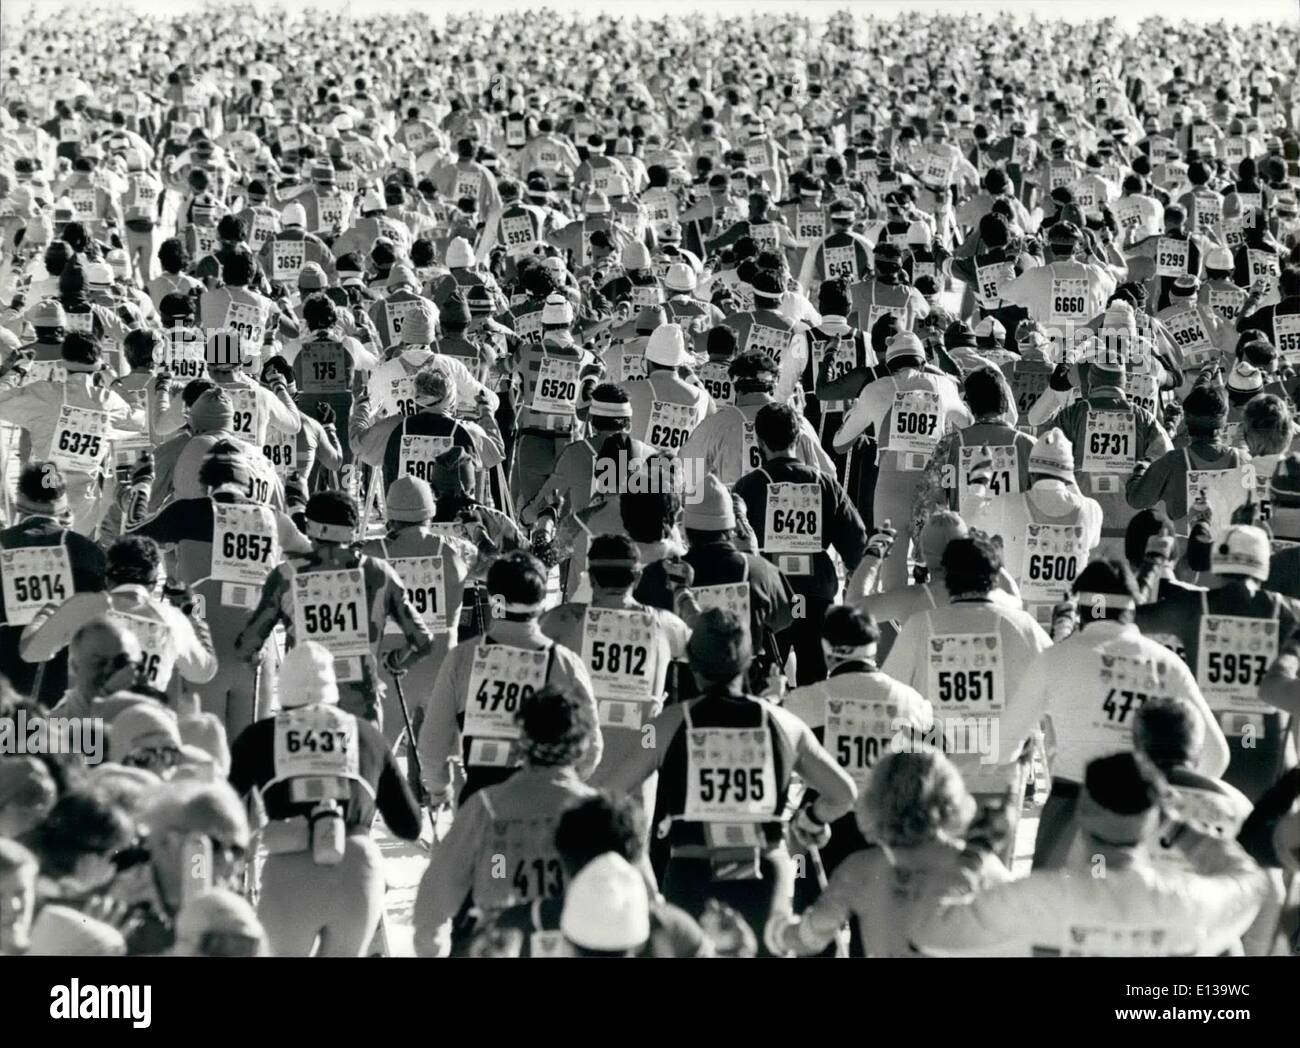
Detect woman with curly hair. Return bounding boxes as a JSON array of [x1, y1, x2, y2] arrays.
[[413, 683, 601, 957], [764, 748, 1011, 957]]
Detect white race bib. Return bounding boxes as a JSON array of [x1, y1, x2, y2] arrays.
[[271, 239, 306, 283], [49, 405, 108, 474], [292, 569, 369, 683], [583, 607, 659, 729], [530, 358, 580, 416], [645, 400, 695, 451], [399, 434, 455, 482], [273, 705, 360, 780], [886, 389, 941, 456], [389, 555, 448, 634], [1020, 522, 1089, 604], [825, 695, 895, 788], [926, 633, 1006, 713], [1082, 410, 1135, 473], [764, 482, 822, 554], [464, 644, 548, 747], [1196, 614, 1276, 714], [0, 545, 73, 626]]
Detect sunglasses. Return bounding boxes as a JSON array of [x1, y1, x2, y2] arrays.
[[123, 746, 182, 771]]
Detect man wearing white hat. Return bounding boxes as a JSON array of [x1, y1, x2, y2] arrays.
[[835, 330, 971, 591], [331, 189, 411, 261], [1156, 273, 1234, 385], [662, 261, 723, 337], [1197, 244, 1248, 323], [229, 641, 421, 957], [432, 235, 502, 310], [621, 323, 714, 455], [600, 241, 663, 312], [506, 292, 595, 507], [964, 427, 1103, 628], [258, 200, 336, 289], [1137, 524, 1300, 810]]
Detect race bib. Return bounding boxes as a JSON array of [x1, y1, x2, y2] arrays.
[[278, 125, 302, 152], [228, 387, 259, 438], [824, 244, 858, 281], [271, 239, 305, 282], [796, 209, 826, 242], [1062, 924, 1174, 958], [975, 261, 1015, 309], [886, 389, 941, 456], [1163, 308, 1214, 366], [1193, 192, 1222, 234], [1154, 237, 1188, 278], [69, 189, 96, 219], [453, 169, 482, 202], [583, 607, 658, 729], [1248, 249, 1279, 292], [1082, 410, 1135, 473], [926, 633, 1006, 713], [224, 300, 265, 349], [957, 444, 1019, 514], [164, 330, 206, 379], [683, 725, 776, 822], [1185, 466, 1253, 536], [866, 304, 906, 333], [399, 433, 455, 482], [386, 298, 423, 342], [764, 482, 822, 554], [530, 358, 580, 416], [1208, 289, 1246, 322], [262, 427, 296, 479], [1275, 313, 1300, 364], [825, 695, 895, 787], [1049, 163, 1075, 191], [49, 405, 108, 474], [699, 363, 733, 405], [922, 151, 952, 187], [388, 555, 448, 633], [211, 502, 279, 592], [316, 194, 344, 232], [298, 342, 347, 394], [744, 142, 769, 171], [1095, 651, 1174, 735], [1020, 522, 1089, 604], [292, 568, 369, 683], [194, 227, 217, 257], [645, 400, 695, 451], [1124, 371, 1159, 416], [693, 582, 750, 625], [1049, 276, 1088, 323], [250, 213, 277, 249], [106, 611, 176, 689], [501, 213, 538, 258], [273, 706, 359, 780], [464, 644, 548, 748], [740, 421, 762, 473], [744, 322, 791, 362], [1197, 614, 1277, 714], [749, 222, 779, 251], [0, 545, 73, 626], [64, 311, 93, 335]]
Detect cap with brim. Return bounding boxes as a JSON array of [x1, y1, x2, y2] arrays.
[[1210, 524, 1270, 581]]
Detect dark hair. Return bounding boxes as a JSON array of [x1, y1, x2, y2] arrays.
[[221, 251, 255, 288], [61, 332, 101, 366], [487, 550, 547, 610], [515, 684, 595, 768], [754, 403, 800, 452], [123, 328, 159, 370], [19, 461, 66, 504], [107, 535, 162, 585], [410, 238, 436, 268], [1134, 695, 1203, 769], [822, 605, 880, 649], [588, 533, 640, 590], [554, 793, 646, 876], [43, 241, 73, 277], [181, 378, 216, 408], [303, 293, 337, 331], [22, 788, 135, 878], [158, 238, 188, 274], [1072, 558, 1140, 620], [941, 535, 1002, 596], [963, 366, 1008, 417], [217, 214, 246, 243]]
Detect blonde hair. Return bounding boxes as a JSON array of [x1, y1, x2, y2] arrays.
[[857, 749, 976, 848]]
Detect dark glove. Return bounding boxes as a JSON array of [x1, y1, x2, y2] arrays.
[[130, 452, 154, 486], [1048, 361, 1073, 392], [314, 400, 336, 426]]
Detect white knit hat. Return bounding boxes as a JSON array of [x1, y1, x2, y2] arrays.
[[560, 853, 650, 952], [445, 237, 475, 268], [541, 293, 574, 326], [281, 201, 307, 227], [622, 240, 651, 270], [1210, 524, 1270, 582], [279, 641, 340, 708], [664, 262, 696, 292], [645, 323, 689, 366], [1028, 428, 1075, 482], [884, 331, 925, 363], [684, 474, 736, 530]]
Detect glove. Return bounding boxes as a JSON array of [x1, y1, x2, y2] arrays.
[[790, 805, 832, 851], [763, 912, 800, 958], [1048, 361, 1073, 392], [313, 400, 336, 426], [1130, 459, 1149, 481], [130, 452, 154, 486], [662, 555, 695, 591], [383, 648, 408, 677], [864, 519, 897, 560], [153, 368, 174, 391]]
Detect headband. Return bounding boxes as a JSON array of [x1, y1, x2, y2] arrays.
[[589, 399, 634, 419], [305, 520, 356, 543]]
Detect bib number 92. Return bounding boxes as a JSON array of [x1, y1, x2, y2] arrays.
[[698, 767, 764, 803]]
